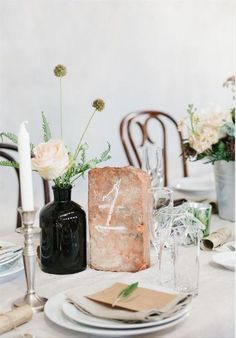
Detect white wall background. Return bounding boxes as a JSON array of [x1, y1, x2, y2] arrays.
[[0, 0, 235, 234]]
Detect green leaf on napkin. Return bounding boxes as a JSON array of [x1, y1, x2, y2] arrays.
[[112, 282, 139, 308]]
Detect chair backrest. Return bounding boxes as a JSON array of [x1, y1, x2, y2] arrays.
[[0, 143, 50, 228], [119, 110, 187, 186]]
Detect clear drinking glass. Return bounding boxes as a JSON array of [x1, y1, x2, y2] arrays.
[[159, 206, 203, 295], [154, 206, 187, 285], [171, 222, 201, 296], [148, 188, 173, 284], [142, 145, 164, 188]]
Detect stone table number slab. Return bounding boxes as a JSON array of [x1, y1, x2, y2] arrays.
[[88, 166, 151, 272]]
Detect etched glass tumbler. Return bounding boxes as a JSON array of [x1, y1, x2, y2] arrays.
[[159, 206, 203, 295], [151, 206, 186, 285]]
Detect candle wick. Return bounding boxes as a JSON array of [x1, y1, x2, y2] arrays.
[[19, 121, 29, 133]]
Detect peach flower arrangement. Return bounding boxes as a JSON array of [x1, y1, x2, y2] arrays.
[[178, 76, 235, 163]]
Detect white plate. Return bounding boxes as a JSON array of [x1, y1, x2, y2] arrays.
[[0, 251, 22, 266], [0, 257, 24, 282], [212, 252, 236, 271], [62, 301, 188, 330], [0, 241, 24, 282], [171, 175, 215, 194], [215, 241, 235, 253], [45, 292, 189, 337], [0, 241, 22, 266]]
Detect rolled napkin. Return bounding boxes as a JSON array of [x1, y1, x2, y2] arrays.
[[66, 282, 192, 323], [201, 227, 232, 251], [0, 305, 33, 334]]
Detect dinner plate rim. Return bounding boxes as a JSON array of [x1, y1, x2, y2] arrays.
[[0, 251, 22, 266], [171, 176, 215, 193], [45, 291, 189, 336], [0, 258, 24, 279], [62, 300, 189, 330], [212, 252, 235, 271], [0, 240, 23, 279]]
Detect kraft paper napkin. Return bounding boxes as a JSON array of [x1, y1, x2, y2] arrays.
[[87, 282, 179, 312], [66, 283, 192, 323]]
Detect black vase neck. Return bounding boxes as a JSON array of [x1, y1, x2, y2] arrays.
[[53, 186, 72, 202]]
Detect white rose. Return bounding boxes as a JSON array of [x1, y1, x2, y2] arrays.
[[32, 139, 69, 180]]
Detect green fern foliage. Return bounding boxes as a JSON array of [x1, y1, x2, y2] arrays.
[[0, 132, 18, 145], [0, 160, 19, 168], [42, 112, 52, 142]]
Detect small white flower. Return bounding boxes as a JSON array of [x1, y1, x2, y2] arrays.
[[177, 118, 185, 132]]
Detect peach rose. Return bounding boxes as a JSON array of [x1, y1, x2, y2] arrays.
[[32, 139, 69, 180]]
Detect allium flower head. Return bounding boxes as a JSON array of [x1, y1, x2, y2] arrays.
[[92, 98, 105, 111], [54, 64, 67, 77]]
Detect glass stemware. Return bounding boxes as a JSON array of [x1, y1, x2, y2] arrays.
[[142, 145, 164, 188], [148, 188, 173, 284]]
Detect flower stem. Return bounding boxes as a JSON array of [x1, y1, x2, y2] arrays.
[[74, 108, 97, 160], [190, 112, 195, 133], [60, 77, 63, 139], [70, 173, 83, 185]]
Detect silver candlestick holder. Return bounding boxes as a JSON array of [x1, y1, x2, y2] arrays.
[[14, 207, 47, 312]]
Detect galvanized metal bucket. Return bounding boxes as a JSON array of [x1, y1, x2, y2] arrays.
[[214, 161, 235, 222]]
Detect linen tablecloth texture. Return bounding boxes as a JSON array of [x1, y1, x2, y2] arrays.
[[0, 215, 234, 338]]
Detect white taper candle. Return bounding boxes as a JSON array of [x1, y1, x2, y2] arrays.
[[18, 121, 34, 211]]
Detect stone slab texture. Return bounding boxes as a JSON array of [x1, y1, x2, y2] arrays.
[[88, 166, 151, 272]]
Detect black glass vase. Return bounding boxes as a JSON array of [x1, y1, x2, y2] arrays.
[[39, 186, 87, 274]]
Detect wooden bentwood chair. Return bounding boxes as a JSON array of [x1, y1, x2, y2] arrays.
[[0, 143, 50, 228], [119, 110, 188, 186]]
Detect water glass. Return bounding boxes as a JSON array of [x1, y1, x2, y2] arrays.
[[155, 206, 203, 295], [142, 145, 164, 188], [169, 207, 203, 296], [171, 223, 200, 296]]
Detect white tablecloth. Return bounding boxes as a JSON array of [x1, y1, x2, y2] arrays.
[[0, 215, 234, 338]]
